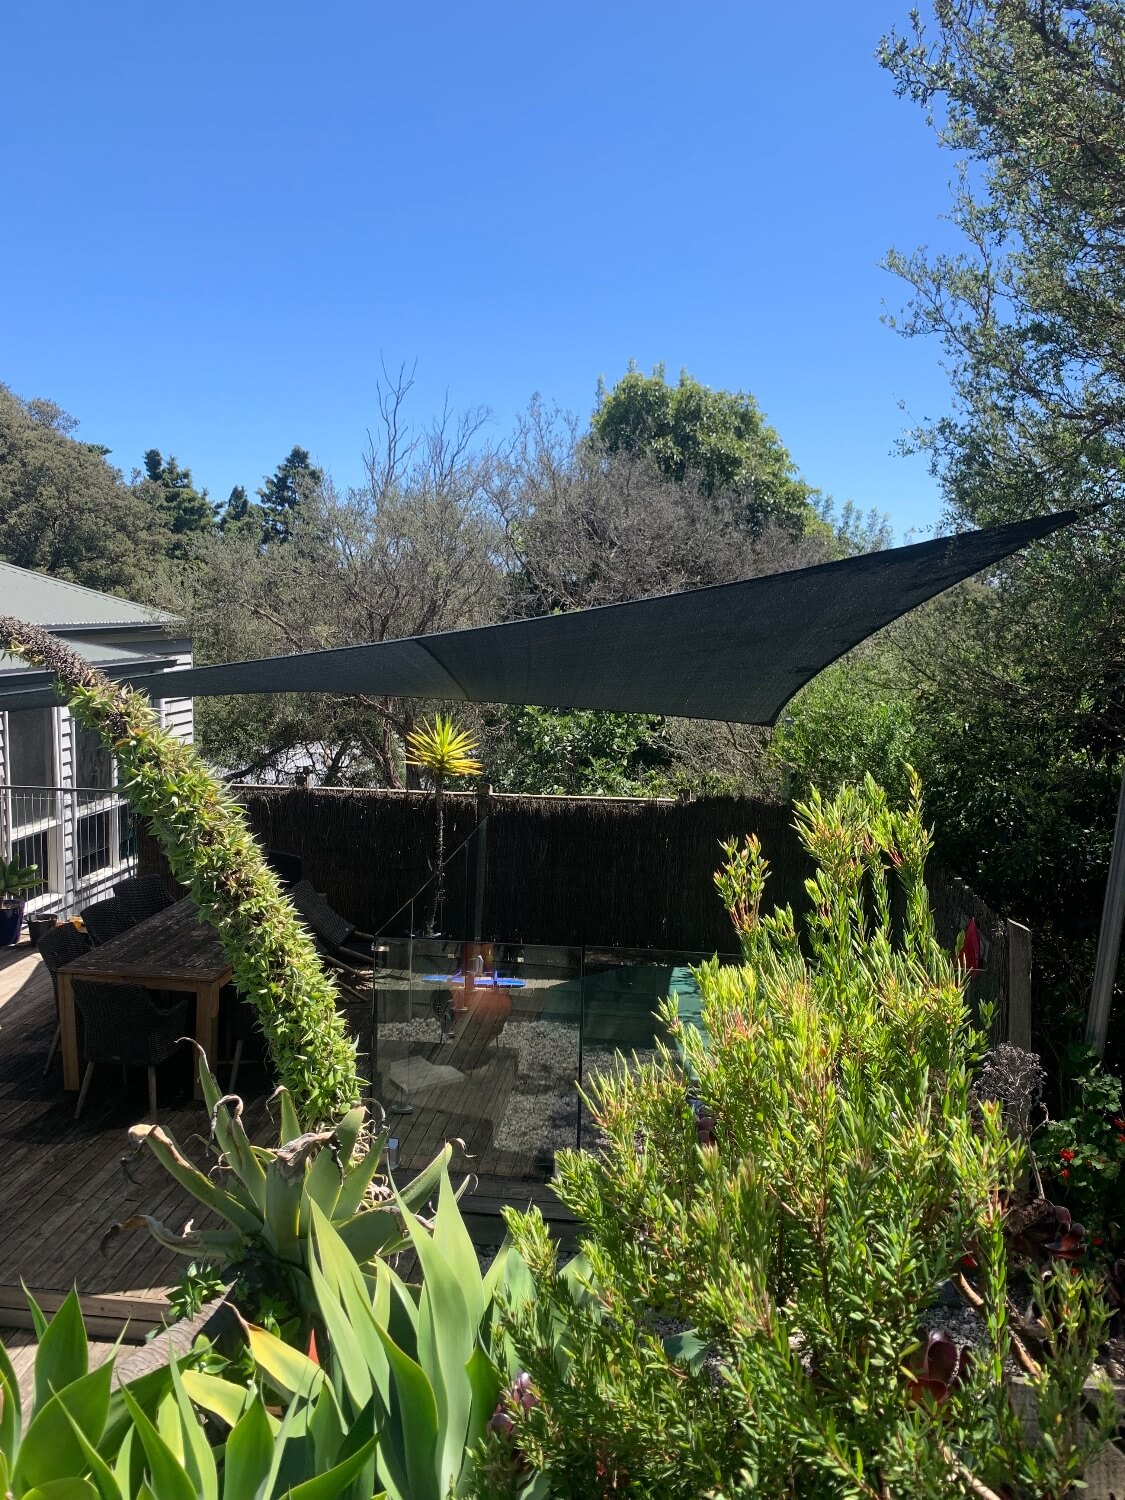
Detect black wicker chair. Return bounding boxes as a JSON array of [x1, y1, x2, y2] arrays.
[[72, 981, 192, 1119], [37, 922, 92, 1076], [113, 874, 174, 925], [80, 897, 133, 945], [288, 880, 379, 967]]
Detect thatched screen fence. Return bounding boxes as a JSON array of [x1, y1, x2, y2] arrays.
[[236, 787, 809, 954], [137, 787, 1021, 1039]]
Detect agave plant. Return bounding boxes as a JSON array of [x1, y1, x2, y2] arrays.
[[116, 1048, 461, 1334], [0, 1165, 530, 1499], [404, 713, 482, 935], [0, 1285, 376, 1499], [258, 1182, 525, 1500]]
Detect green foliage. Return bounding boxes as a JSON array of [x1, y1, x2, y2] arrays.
[[405, 714, 482, 784], [880, 0, 1125, 510], [771, 644, 922, 808], [0, 1166, 523, 1500], [257, 446, 323, 545], [1039, 1055, 1125, 1238], [166, 1263, 229, 1325], [122, 1049, 458, 1332], [592, 364, 820, 533], [477, 777, 1113, 1498], [300, 1182, 520, 1500], [219, 485, 268, 542], [483, 705, 676, 796], [0, 615, 359, 1124], [878, 0, 1125, 1053], [0, 386, 172, 598], [144, 450, 217, 556], [0, 853, 39, 900], [0, 1286, 377, 1499]]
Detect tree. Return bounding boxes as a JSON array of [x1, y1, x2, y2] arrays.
[[405, 713, 482, 933], [0, 386, 171, 598], [592, 364, 822, 533], [492, 397, 830, 617], [143, 449, 216, 555], [877, 0, 1125, 1055], [219, 482, 268, 542], [258, 445, 324, 544], [176, 369, 504, 787]]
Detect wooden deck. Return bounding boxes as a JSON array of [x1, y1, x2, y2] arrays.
[[0, 942, 580, 1325], [0, 940, 265, 1313]]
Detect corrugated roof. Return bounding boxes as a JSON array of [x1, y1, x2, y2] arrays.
[[0, 561, 175, 629]]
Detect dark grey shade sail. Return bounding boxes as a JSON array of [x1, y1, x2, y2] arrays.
[[0, 510, 1080, 721]]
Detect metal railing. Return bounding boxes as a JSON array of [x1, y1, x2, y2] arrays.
[[0, 785, 137, 916]]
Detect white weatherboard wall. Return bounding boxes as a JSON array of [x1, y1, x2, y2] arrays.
[[0, 653, 194, 916]]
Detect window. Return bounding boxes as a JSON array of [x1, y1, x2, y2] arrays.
[[76, 809, 112, 878], [73, 722, 113, 791], [11, 832, 49, 900], [7, 708, 55, 790]]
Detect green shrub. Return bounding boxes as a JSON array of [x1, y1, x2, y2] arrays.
[[479, 776, 1114, 1499], [1038, 1052, 1125, 1241], [0, 615, 358, 1123]]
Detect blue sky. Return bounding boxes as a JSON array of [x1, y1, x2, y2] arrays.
[[2, 2, 963, 536]]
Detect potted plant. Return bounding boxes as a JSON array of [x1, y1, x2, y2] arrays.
[[0, 855, 40, 946]]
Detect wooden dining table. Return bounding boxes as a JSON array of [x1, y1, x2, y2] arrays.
[[56, 898, 233, 1097]]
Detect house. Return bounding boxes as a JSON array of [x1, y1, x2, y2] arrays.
[[0, 563, 192, 915]]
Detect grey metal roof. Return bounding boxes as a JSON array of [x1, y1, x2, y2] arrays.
[[0, 562, 175, 630]]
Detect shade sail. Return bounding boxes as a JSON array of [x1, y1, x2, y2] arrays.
[[0, 510, 1079, 722]]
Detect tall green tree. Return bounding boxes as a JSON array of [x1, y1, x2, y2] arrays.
[[592, 364, 821, 533], [864, 0, 1125, 1055], [219, 482, 267, 541], [143, 448, 216, 555], [0, 387, 171, 598], [258, 445, 323, 543]]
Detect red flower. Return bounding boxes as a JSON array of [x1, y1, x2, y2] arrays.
[[960, 1254, 977, 1269], [1060, 1168, 1071, 1178], [1060, 1148, 1076, 1163], [1113, 1119, 1125, 1130], [1116, 1134, 1125, 1145]]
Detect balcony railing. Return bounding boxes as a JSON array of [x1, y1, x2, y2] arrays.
[[0, 785, 137, 916]]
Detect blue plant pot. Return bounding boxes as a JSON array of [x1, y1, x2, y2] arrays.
[[0, 902, 25, 946]]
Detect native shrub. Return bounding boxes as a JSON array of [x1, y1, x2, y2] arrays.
[[0, 616, 358, 1123], [477, 776, 1115, 1499]]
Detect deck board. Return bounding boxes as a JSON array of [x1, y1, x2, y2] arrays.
[[0, 942, 578, 1308]]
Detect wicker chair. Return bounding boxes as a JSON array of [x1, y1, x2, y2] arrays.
[[72, 981, 192, 1119], [80, 897, 133, 945], [288, 880, 378, 967], [113, 874, 174, 925], [37, 922, 92, 1075]]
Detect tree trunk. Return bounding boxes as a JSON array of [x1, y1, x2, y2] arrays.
[[425, 779, 445, 935]]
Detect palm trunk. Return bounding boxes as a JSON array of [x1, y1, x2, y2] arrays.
[[425, 779, 445, 935]]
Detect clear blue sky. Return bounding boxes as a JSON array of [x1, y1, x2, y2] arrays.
[[2, 2, 963, 536]]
